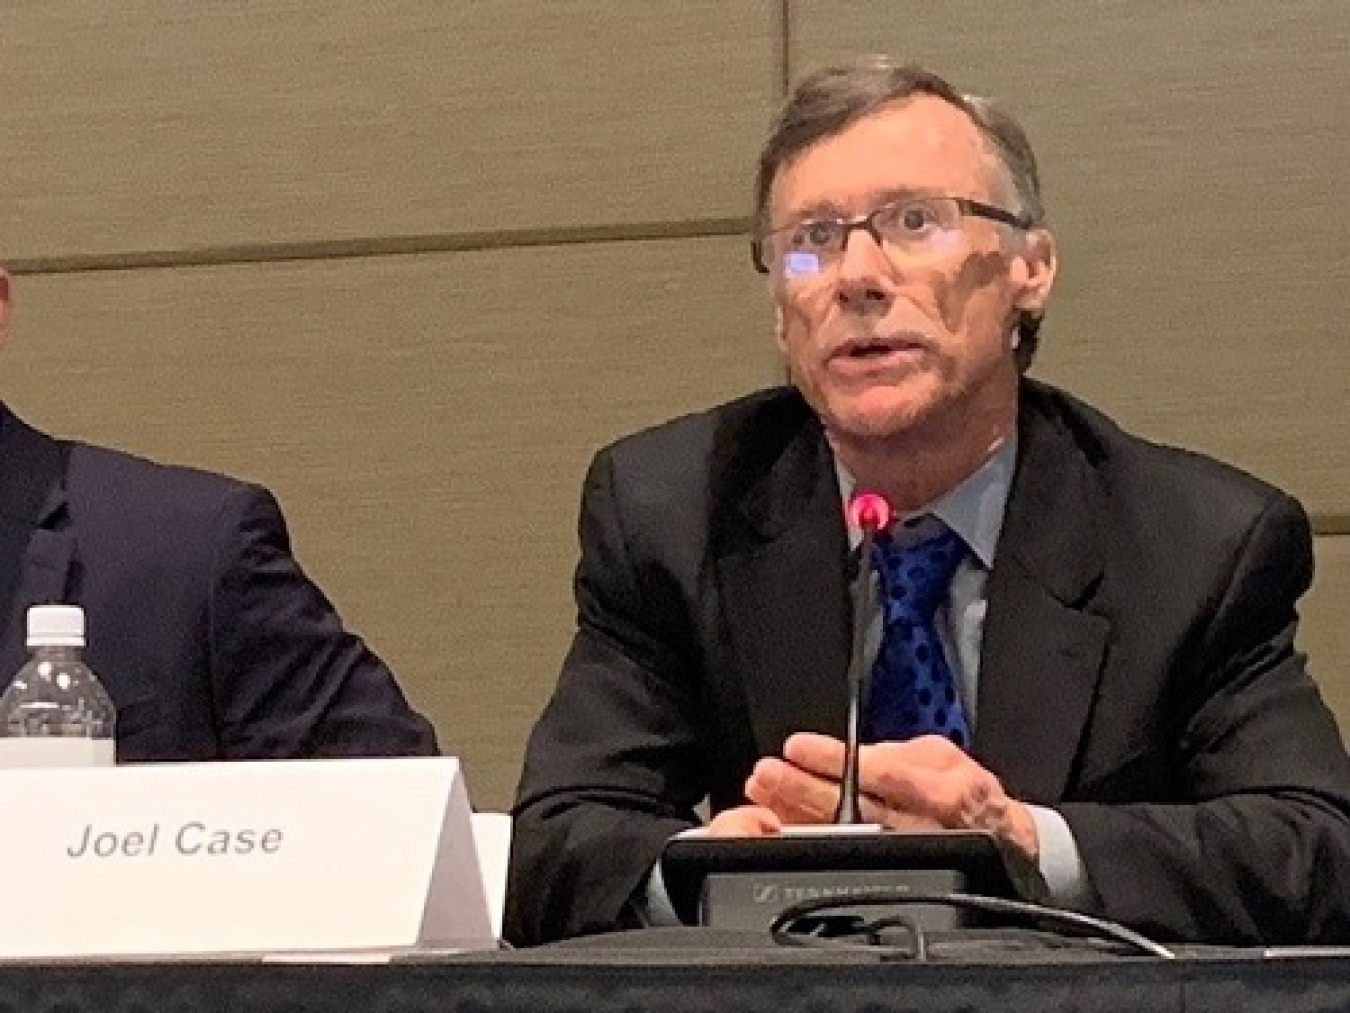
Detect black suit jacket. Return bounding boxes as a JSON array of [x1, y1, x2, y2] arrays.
[[507, 381, 1350, 946], [0, 406, 437, 759]]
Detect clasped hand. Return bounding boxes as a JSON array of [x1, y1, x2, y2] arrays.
[[707, 732, 1040, 863]]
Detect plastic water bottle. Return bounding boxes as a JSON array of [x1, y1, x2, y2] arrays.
[[0, 604, 116, 767]]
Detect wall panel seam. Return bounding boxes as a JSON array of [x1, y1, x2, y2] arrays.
[[7, 218, 753, 277]]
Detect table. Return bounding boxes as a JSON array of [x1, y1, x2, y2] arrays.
[[1, 929, 1347, 1012]]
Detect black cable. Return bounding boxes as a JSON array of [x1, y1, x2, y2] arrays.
[[769, 912, 927, 962], [862, 915, 928, 960], [767, 889, 1175, 960]]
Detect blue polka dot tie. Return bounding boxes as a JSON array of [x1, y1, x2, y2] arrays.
[[863, 521, 971, 748]]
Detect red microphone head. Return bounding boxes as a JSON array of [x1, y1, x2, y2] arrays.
[[847, 491, 893, 534]]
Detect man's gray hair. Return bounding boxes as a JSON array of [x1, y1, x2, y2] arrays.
[[754, 57, 1048, 369]]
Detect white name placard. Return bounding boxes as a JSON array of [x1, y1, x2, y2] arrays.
[[0, 756, 495, 960]]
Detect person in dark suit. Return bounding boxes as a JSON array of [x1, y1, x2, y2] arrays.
[[506, 57, 1350, 946], [0, 270, 437, 759]]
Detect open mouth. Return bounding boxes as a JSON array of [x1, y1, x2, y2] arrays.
[[848, 340, 904, 358], [835, 334, 927, 362]]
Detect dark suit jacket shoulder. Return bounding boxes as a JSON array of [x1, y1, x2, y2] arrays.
[[0, 407, 437, 761], [1023, 380, 1302, 567]]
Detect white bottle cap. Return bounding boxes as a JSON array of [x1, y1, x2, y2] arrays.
[[26, 604, 86, 648]]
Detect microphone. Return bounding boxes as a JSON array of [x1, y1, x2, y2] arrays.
[[835, 491, 893, 824]]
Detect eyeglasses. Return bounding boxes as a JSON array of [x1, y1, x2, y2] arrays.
[[751, 195, 1032, 279]]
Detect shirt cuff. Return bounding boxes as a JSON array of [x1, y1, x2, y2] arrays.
[[1029, 804, 1093, 910], [633, 856, 683, 927]]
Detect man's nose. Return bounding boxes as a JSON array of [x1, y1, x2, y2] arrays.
[[834, 226, 894, 311]]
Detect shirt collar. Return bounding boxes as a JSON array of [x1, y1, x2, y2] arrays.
[[836, 434, 1017, 570]]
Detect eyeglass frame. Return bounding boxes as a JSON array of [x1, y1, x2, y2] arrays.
[[750, 194, 1034, 276]]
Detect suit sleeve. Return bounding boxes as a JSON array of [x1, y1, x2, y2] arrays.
[[205, 482, 439, 758], [1062, 494, 1350, 944], [505, 450, 707, 946]]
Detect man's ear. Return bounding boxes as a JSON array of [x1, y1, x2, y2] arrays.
[[773, 302, 788, 354], [1009, 229, 1057, 316], [0, 269, 12, 352]]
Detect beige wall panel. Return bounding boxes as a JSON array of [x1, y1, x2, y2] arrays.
[[2, 2, 778, 262], [790, 2, 1350, 517], [1, 237, 777, 809], [1305, 536, 1350, 739]]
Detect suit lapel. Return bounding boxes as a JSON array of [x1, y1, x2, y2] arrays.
[[715, 405, 851, 757], [973, 387, 1112, 803], [0, 408, 75, 681]]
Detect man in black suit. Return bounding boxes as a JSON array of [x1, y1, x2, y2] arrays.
[[0, 269, 436, 759], [507, 59, 1350, 945]]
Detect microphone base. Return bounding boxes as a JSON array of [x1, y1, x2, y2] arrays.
[[661, 829, 1049, 932], [700, 868, 970, 934]]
